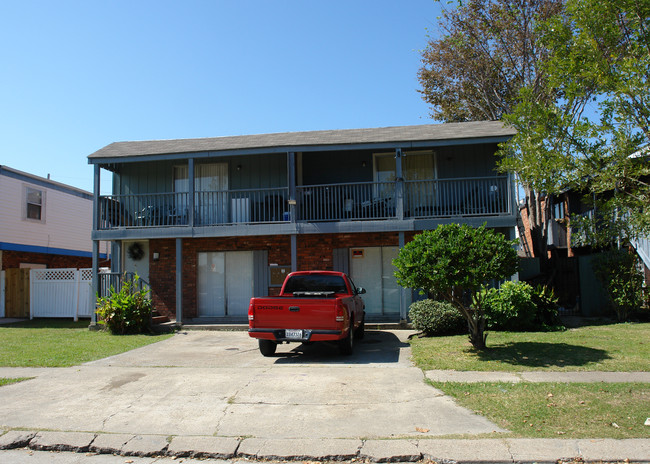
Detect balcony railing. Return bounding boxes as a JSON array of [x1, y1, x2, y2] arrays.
[[99, 188, 289, 229], [97, 177, 511, 230], [406, 176, 509, 218], [297, 181, 396, 221]]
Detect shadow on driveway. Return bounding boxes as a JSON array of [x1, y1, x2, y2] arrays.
[[270, 330, 410, 365]]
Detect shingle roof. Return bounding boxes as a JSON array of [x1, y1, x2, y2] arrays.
[[88, 121, 515, 160]]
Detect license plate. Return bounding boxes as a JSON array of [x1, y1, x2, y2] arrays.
[[285, 329, 303, 340]]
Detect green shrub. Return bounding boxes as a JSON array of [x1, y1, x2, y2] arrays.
[[483, 281, 537, 331], [408, 299, 466, 336], [96, 275, 152, 335], [593, 249, 644, 322], [483, 281, 563, 331], [531, 284, 562, 329]]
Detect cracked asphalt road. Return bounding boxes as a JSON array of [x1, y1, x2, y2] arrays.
[[0, 330, 505, 439]]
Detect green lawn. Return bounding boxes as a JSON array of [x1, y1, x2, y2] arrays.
[[410, 322, 650, 372], [0, 319, 173, 367], [433, 381, 650, 439]]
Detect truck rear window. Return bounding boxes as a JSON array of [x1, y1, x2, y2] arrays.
[[284, 275, 347, 294]]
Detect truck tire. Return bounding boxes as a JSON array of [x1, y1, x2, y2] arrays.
[[338, 321, 354, 356], [354, 313, 365, 340], [259, 339, 277, 356]]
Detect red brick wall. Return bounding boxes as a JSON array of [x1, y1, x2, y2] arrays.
[[1, 250, 106, 271], [297, 233, 400, 270], [149, 236, 292, 319], [149, 232, 402, 320]]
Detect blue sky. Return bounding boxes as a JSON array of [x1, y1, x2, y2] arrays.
[[1, 1, 442, 193]]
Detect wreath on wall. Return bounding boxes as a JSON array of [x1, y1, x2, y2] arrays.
[[127, 242, 145, 261]]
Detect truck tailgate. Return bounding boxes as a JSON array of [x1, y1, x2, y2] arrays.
[[250, 297, 340, 330]]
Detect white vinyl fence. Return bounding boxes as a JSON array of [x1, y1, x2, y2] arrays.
[[30, 268, 96, 320]]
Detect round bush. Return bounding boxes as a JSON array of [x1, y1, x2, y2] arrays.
[[408, 299, 466, 336], [483, 281, 536, 331]]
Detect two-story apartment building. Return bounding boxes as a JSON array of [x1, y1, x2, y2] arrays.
[[88, 121, 517, 323]]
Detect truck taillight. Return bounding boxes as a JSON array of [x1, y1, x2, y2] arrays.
[[335, 303, 345, 322], [248, 303, 254, 322]]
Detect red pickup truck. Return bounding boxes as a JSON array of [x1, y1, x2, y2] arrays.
[[248, 271, 366, 356]]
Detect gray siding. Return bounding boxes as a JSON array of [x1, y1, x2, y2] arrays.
[[302, 151, 374, 185], [253, 250, 269, 297], [436, 143, 499, 179], [333, 248, 350, 274], [115, 161, 174, 195], [115, 154, 286, 195], [230, 153, 286, 190]]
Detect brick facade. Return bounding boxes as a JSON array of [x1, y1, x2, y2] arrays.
[[149, 232, 404, 320]]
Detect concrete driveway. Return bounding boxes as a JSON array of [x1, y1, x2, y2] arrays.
[[0, 330, 504, 440]]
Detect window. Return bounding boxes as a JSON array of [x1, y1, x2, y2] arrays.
[[554, 201, 565, 220], [24, 186, 44, 222]]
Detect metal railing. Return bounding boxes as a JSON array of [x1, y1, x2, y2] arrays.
[[98, 272, 149, 298], [100, 192, 188, 228], [405, 176, 510, 218], [97, 177, 512, 229], [296, 181, 396, 221], [99, 188, 289, 229]]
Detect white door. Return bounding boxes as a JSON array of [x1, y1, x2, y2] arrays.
[[197, 251, 253, 317], [350, 246, 399, 318], [198, 252, 226, 317], [225, 251, 253, 316], [123, 241, 150, 284]]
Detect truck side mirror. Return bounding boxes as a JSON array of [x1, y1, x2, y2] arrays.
[[356, 287, 366, 295]]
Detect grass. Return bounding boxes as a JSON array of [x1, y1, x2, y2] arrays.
[[0, 378, 29, 387], [410, 322, 650, 372], [432, 381, 650, 439], [0, 318, 173, 367]]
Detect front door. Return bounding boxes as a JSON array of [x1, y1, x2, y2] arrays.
[[349, 246, 399, 319], [197, 251, 253, 317], [123, 240, 150, 284]]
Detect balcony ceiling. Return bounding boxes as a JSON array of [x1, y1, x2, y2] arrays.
[[88, 121, 516, 163]]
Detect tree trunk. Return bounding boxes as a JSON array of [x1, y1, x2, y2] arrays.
[[524, 186, 552, 274], [466, 308, 487, 350]]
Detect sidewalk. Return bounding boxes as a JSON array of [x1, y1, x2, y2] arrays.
[[1, 430, 649, 463], [425, 369, 650, 383]]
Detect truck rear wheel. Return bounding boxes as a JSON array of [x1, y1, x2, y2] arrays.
[[338, 322, 354, 356], [354, 313, 365, 340], [259, 339, 277, 356]]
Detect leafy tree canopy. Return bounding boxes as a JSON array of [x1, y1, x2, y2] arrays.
[[418, 0, 563, 122], [504, 0, 650, 243]]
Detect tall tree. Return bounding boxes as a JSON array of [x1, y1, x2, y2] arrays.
[[418, 0, 564, 265], [506, 0, 650, 246], [418, 0, 563, 122]]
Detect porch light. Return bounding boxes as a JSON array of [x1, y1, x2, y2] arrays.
[[152, 252, 160, 261]]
